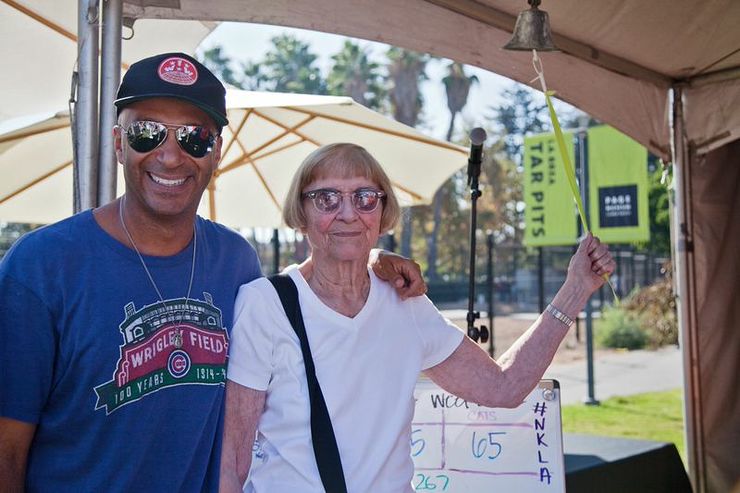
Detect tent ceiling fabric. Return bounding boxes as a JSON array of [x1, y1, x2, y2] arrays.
[[119, 0, 740, 160], [0, 0, 215, 121]]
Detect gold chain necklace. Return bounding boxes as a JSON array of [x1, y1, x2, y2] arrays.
[[118, 196, 196, 349]]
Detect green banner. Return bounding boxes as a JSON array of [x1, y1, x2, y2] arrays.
[[587, 126, 649, 243], [523, 133, 577, 246]]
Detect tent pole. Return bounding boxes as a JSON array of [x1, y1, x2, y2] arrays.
[[671, 85, 705, 493], [98, 0, 122, 205], [74, 0, 100, 212]]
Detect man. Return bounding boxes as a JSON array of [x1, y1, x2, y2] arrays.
[[0, 52, 423, 492]]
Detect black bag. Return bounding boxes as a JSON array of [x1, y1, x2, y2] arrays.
[[268, 274, 348, 493]]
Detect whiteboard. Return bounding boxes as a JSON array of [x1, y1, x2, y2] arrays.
[[412, 378, 564, 492]]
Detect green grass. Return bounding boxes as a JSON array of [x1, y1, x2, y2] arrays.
[[561, 389, 686, 463]]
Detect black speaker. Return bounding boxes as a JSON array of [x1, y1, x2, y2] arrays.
[[564, 433, 692, 493]]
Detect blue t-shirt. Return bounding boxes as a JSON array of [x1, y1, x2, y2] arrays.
[[0, 210, 262, 492]]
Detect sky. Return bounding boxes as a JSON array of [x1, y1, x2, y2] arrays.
[[198, 21, 521, 144]]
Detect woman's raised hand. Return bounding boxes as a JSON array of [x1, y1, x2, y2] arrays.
[[567, 233, 616, 296]]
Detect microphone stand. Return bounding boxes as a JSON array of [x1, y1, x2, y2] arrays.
[[466, 128, 489, 343]]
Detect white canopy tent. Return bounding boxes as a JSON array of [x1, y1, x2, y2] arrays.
[[3, 1, 738, 491]]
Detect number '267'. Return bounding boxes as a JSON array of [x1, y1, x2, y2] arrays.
[[414, 473, 450, 490]]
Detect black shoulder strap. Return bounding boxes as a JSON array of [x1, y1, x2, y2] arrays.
[[268, 274, 348, 493]]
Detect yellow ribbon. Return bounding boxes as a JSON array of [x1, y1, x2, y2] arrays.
[[531, 51, 619, 303]]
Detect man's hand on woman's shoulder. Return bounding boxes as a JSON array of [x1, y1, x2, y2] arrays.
[[369, 249, 427, 300]]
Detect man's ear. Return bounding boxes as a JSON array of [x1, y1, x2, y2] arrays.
[[113, 125, 124, 164], [211, 134, 223, 171]]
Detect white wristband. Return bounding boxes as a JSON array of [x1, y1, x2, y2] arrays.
[[546, 303, 574, 327]]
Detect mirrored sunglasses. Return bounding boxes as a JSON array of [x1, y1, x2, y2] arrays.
[[302, 188, 387, 214], [121, 120, 217, 158]]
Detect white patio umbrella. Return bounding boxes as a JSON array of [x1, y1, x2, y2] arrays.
[[0, 111, 99, 225], [0, 90, 468, 228], [210, 90, 467, 228]]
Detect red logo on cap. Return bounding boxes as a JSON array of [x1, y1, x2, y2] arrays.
[[158, 57, 199, 86]]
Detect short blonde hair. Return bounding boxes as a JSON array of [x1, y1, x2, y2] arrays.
[[283, 143, 400, 233]]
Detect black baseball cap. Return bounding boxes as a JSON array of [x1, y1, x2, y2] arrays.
[[115, 52, 228, 128]]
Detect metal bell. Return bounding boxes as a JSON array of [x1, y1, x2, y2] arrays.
[[503, 0, 559, 51]]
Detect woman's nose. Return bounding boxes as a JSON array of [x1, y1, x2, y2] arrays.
[[335, 195, 359, 220]]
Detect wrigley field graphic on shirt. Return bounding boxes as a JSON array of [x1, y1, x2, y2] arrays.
[[94, 292, 228, 414]]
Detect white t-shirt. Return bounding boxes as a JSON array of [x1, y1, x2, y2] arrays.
[[228, 265, 464, 493]]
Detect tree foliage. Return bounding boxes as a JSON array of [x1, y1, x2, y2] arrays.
[[241, 35, 326, 94], [417, 172, 470, 279], [327, 41, 384, 110], [622, 262, 677, 347], [596, 305, 647, 350], [479, 140, 523, 242], [488, 84, 549, 164], [200, 46, 241, 88], [640, 161, 672, 255], [194, 39, 670, 290], [386, 47, 429, 127]]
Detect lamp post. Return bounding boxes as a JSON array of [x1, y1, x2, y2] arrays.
[[486, 230, 496, 357], [578, 125, 599, 406]]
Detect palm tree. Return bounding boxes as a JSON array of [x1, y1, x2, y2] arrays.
[[255, 34, 326, 94], [386, 47, 428, 126], [386, 47, 429, 258], [442, 62, 479, 141], [327, 41, 384, 110]]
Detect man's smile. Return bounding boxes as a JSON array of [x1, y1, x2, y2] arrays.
[[148, 172, 188, 187]]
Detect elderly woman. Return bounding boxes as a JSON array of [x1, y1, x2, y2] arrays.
[[220, 143, 614, 492]]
